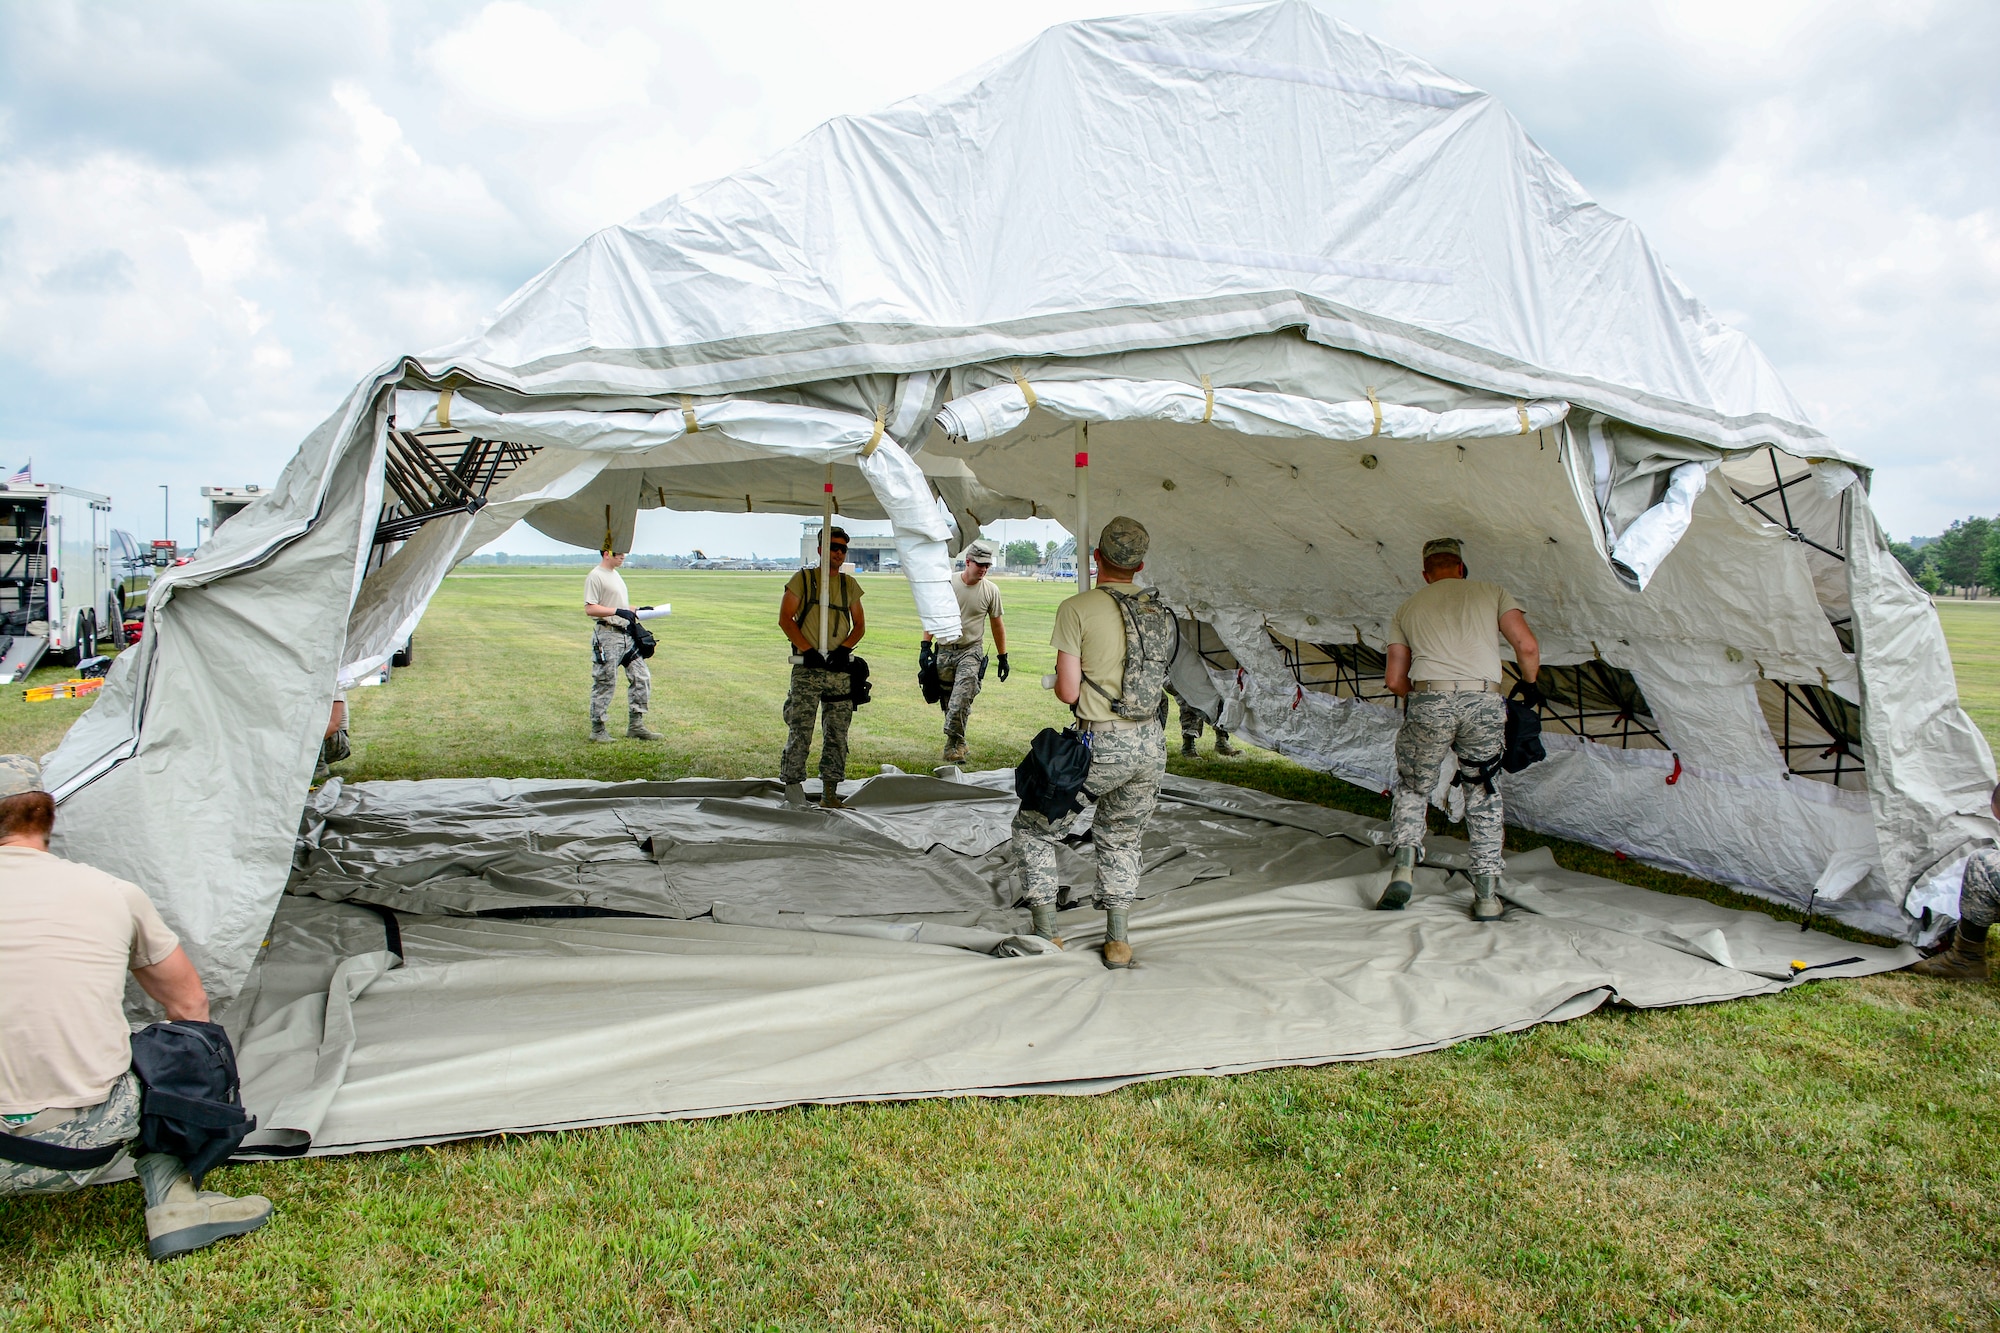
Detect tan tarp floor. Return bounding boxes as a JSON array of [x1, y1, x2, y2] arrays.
[[222, 773, 1915, 1156]]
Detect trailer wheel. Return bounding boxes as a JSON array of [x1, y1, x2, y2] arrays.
[[65, 612, 96, 666]]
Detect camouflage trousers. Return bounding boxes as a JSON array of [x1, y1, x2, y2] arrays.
[[1179, 696, 1228, 747], [1011, 719, 1167, 910], [937, 641, 986, 746], [781, 664, 855, 786], [590, 624, 651, 723], [1, 1071, 140, 1196], [1960, 847, 2000, 932], [1392, 689, 1507, 875]]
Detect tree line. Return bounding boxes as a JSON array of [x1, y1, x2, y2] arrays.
[[1890, 516, 1999, 597]]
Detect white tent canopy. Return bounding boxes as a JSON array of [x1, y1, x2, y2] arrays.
[[45, 1, 1997, 998]]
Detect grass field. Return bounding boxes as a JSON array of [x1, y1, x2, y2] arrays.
[[2, 571, 1997, 1331]]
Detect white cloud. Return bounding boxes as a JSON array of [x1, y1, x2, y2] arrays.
[[427, 3, 659, 123]]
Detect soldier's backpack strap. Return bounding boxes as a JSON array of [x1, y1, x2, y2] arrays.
[[1079, 587, 1180, 721]]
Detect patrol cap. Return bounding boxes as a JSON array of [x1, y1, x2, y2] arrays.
[[1422, 536, 1464, 560], [1096, 515, 1150, 568], [961, 539, 996, 565], [0, 755, 42, 798]]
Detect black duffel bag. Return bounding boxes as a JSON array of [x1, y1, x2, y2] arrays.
[[1503, 682, 1547, 774], [918, 641, 946, 708], [1015, 726, 1095, 822], [129, 1020, 256, 1187]]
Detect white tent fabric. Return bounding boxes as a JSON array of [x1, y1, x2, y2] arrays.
[[43, 1, 1996, 1002]]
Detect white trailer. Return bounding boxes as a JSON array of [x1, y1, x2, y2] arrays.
[[199, 484, 265, 547], [0, 483, 116, 681]]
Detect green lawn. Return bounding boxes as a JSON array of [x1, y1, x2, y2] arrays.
[[1938, 599, 2000, 754], [3, 571, 1997, 1331]]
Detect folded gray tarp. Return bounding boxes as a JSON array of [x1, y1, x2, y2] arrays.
[[224, 773, 1913, 1156]]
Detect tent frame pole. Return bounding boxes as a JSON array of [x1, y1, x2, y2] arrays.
[[1074, 422, 1091, 596], [819, 464, 834, 653]]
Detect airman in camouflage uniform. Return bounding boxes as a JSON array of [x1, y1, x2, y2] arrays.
[[1379, 537, 1542, 921], [0, 757, 274, 1260], [777, 529, 865, 809], [584, 549, 658, 743], [1177, 694, 1237, 757], [1911, 784, 2000, 981], [932, 539, 1009, 764], [1011, 516, 1172, 968]]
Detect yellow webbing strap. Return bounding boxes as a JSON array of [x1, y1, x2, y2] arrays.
[[602, 504, 615, 555], [1201, 373, 1214, 424], [1517, 400, 1532, 435], [680, 395, 700, 434], [437, 388, 454, 429], [1013, 367, 1038, 409], [862, 404, 885, 457], [1366, 386, 1381, 438]]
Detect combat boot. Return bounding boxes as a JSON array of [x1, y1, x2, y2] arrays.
[[1214, 734, 1240, 757], [1181, 736, 1197, 757], [1910, 931, 1988, 981], [941, 741, 969, 764], [1377, 847, 1417, 910], [588, 720, 614, 744], [1471, 873, 1505, 922], [1101, 906, 1135, 969], [627, 713, 663, 741], [138, 1153, 272, 1262], [1030, 902, 1065, 949], [819, 788, 847, 810]]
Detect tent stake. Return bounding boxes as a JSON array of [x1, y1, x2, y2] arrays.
[[1074, 421, 1091, 595]]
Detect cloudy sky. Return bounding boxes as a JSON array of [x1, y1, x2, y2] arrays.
[[1, 0, 1993, 555]]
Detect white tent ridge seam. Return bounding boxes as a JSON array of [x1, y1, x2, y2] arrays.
[[934, 377, 1569, 445]]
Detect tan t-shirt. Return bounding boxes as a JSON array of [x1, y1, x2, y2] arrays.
[[0, 847, 180, 1114], [1051, 585, 1132, 724], [584, 565, 631, 620], [1387, 577, 1523, 685], [784, 569, 864, 652], [950, 572, 1004, 649]]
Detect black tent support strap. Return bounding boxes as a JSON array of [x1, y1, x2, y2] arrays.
[[0, 1131, 124, 1171], [355, 902, 403, 958]]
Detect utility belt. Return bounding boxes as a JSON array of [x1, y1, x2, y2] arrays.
[[1077, 715, 1157, 734], [1411, 679, 1502, 694]]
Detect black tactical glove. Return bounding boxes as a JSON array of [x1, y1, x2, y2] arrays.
[[1515, 678, 1545, 710], [612, 608, 639, 627], [996, 653, 1010, 682], [919, 639, 936, 669], [800, 648, 828, 670], [826, 646, 853, 671]]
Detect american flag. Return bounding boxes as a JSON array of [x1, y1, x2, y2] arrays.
[[6, 461, 28, 486]]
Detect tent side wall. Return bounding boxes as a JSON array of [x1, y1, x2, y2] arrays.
[[45, 383, 391, 996], [1848, 494, 2000, 916]]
